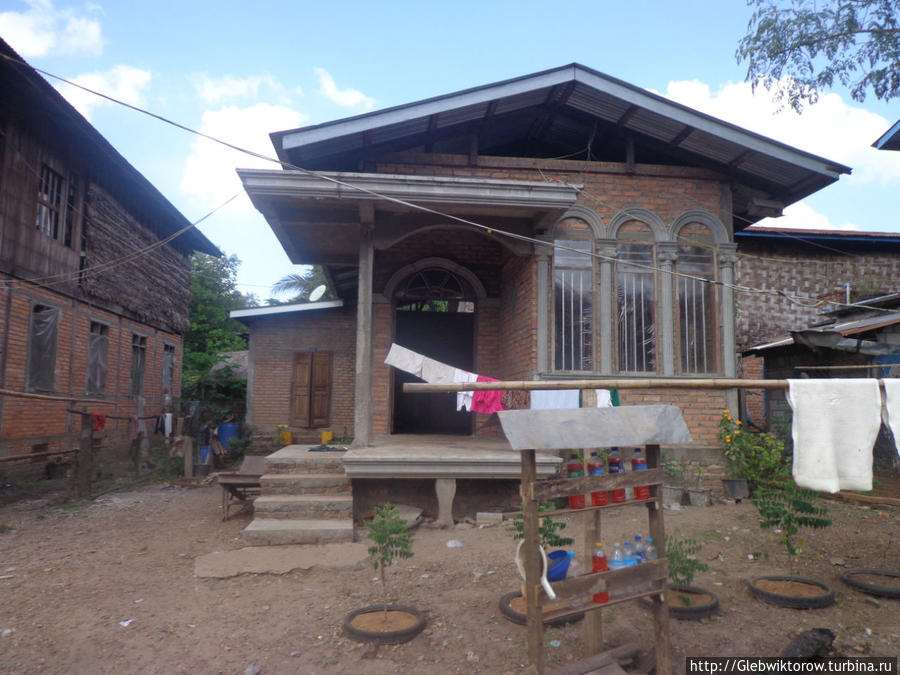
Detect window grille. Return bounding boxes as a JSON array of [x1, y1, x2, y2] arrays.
[[677, 245, 716, 373], [616, 243, 656, 372], [554, 239, 593, 371], [86, 322, 109, 395], [130, 334, 146, 396], [36, 164, 63, 239]]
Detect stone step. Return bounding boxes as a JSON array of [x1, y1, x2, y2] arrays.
[[261, 473, 350, 495], [242, 518, 354, 546], [265, 446, 346, 475], [253, 494, 353, 519]]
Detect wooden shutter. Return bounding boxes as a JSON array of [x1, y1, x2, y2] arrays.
[[291, 352, 312, 427], [310, 352, 331, 427]]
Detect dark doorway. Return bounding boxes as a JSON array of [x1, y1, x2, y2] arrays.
[[393, 310, 474, 434]]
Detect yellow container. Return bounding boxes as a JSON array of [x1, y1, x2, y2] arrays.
[[320, 430, 334, 445], [279, 430, 293, 446]]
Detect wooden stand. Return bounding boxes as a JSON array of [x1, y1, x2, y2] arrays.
[[519, 445, 670, 675]]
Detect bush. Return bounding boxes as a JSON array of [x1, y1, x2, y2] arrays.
[[718, 409, 789, 494]]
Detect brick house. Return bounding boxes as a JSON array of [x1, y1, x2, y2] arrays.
[[232, 64, 850, 521], [0, 37, 218, 473]]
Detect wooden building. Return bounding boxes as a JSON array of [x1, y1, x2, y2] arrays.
[[0, 37, 218, 472]]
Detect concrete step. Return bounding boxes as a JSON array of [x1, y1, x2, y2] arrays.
[[261, 473, 350, 494], [242, 518, 354, 545], [265, 446, 346, 475], [253, 494, 352, 519]]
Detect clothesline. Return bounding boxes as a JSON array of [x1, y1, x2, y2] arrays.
[[64, 409, 157, 421], [404, 378, 822, 393]]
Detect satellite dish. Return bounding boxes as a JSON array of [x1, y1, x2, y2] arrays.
[[309, 284, 326, 302]]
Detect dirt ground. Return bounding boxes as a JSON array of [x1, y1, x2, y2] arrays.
[[0, 480, 898, 675]]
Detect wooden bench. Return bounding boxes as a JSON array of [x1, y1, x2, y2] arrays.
[[218, 455, 266, 520]]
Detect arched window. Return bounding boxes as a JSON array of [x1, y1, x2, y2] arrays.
[[616, 221, 656, 372], [553, 230, 594, 371], [676, 223, 716, 373], [394, 267, 476, 313]]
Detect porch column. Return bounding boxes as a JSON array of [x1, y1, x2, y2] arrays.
[[719, 244, 739, 412], [657, 242, 678, 376], [597, 240, 616, 375], [353, 210, 375, 448], [535, 236, 552, 375]]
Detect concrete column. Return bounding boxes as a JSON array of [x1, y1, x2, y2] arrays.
[[535, 237, 552, 376], [597, 240, 617, 375], [353, 219, 375, 448], [718, 244, 738, 379], [657, 243, 679, 376]]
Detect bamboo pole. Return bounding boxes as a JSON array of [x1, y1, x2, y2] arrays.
[[0, 387, 112, 405], [403, 378, 802, 393]]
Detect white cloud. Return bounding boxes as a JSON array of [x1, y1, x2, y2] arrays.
[[756, 202, 859, 231], [315, 68, 375, 109], [180, 103, 308, 208], [55, 65, 151, 120], [0, 0, 102, 57], [195, 73, 286, 105]]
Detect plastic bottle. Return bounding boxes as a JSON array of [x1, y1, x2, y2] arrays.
[[609, 542, 627, 569], [566, 457, 586, 509], [588, 452, 609, 506], [623, 540, 638, 566], [631, 448, 650, 500], [607, 447, 626, 503], [565, 552, 584, 608], [633, 535, 646, 563], [592, 542, 609, 572], [644, 537, 658, 561]]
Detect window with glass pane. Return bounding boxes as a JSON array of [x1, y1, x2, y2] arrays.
[[130, 334, 146, 396], [617, 243, 656, 372], [36, 164, 63, 239], [162, 344, 176, 394], [86, 322, 109, 395], [554, 239, 593, 371], [28, 305, 59, 391], [677, 245, 716, 373]]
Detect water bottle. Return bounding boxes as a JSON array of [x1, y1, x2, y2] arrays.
[[592, 542, 608, 572], [609, 542, 627, 569], [565, 552, 585, 608], [607, 447, 626, 503], [566, 458, 586, 509], [633, 535, 646, 563], [644, 537, 658, 561], [632, 448, 650, 500], [623, 540, 638, 566], [588, 452, 609, 506]]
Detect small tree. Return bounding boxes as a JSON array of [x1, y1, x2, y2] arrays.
[[665, 530, 709, 587], [512, 501, 574, 550], [753, 483, 832, 574], [367, 504, 415, 620]]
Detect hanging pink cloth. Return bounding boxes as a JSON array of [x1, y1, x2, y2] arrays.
[[471, 375, 505, 414]]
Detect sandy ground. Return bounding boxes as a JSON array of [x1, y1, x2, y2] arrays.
[[0, 482, 898, 675]]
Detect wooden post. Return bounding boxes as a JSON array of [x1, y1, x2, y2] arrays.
[[580, 388, 604, 654], [521, 449, 544, 674], [645, 443, 670, 674], [76, 412, 93, 499]]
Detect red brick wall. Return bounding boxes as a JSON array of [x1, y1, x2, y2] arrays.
[[245, 305, 356, 444]]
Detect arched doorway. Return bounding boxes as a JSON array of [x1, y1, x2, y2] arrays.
[[391, 266, 477, 434]]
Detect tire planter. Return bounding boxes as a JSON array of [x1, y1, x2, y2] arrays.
[[498, 591, 585, 627], [839, 569, 900, 599], [638, 584, 719, 620], [343, 604, 427, 645], [748, 576, 835, 609]]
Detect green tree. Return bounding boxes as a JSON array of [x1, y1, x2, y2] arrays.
[[737, 0, 900, 111], [270, 266, 334, 304]]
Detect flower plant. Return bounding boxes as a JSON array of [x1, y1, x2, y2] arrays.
[[718, 409, 789, 495]]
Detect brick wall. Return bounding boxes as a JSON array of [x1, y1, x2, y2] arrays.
[[245, 305, 356, 445]]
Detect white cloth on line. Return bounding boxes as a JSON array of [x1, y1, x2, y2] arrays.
[[454, 368, 478, 411], [787, 379, 881, 493], [881, 378, 900, 458], [595, 389, 613, 408], [530, 389, 580, 410], [164, 413, 173, 437], [384, 344, 424, 379], [421, 357, 456, 385]]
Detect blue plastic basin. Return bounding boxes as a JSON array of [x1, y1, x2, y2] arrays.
[[546, 550, 571, 581]]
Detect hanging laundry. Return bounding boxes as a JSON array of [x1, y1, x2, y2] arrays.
[[384, 344, 425, 379], [595, 389, 613, 408], [882, 379, 900, 458], [421, 357, 456, 385], [454, 369, 478, 411], [92, 413, 106, 431], [471, 375, 505, 414], [787, 379, 881, 493], [530, 389, 580, 410], [164, 413, 173, 437], [502, 389, 530, 410]]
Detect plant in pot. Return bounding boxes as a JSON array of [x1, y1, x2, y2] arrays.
[[661, 451, 688, 507], [343, 503, 426, 644], [639, 529, 718, 619], [500, 502, 581, 626], [686, 464, 712, 507], [274, 424, 292, 446], [748, 482, 836, 609], [718, 410, 789, 499]]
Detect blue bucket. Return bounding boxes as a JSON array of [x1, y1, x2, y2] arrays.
[[218, 423, 240, 453], [546, 550, 571, 582], [198, 445, 212, 465]]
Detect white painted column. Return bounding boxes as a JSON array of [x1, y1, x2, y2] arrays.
[[535, 238, 552, 375], [719, 244, 739, 413]]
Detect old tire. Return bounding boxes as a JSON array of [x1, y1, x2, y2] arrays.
[[498, 591, 585, 627], [748, 576, 835, 609], [343, 605, 427, 644], [839, 569, 900, 599], [638, 584, 719, 620]]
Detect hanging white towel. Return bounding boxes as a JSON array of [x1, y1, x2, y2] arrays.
[[421, 357, 456, 385], [384, 344, 424, 379], [530, 389, 580, 410], [595, 389, 613, 408], [454, 369, 478, 411], [881, 379, 900, 458], [787, 379, 881, 493]]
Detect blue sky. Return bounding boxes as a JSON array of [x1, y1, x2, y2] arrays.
[[2, 0, 898, 297]]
